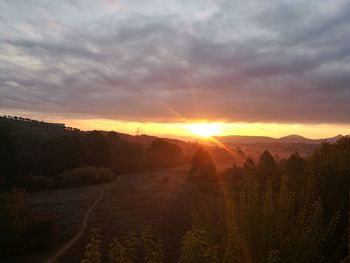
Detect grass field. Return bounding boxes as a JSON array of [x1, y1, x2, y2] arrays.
[[5, 163, 231, 263], [59, 165, 195, 262]]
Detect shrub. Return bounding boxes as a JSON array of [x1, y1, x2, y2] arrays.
[[81, 228, 102, 263], [141, 226, 165, 263], [59, 167, 114, 187], [109, 232, 137, 263], [20, 167, 115, 191], [179, 229, 219, 263]]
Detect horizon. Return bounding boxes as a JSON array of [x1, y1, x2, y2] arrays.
[[2, 114, 349, 140], [1, 0, 350, 139]]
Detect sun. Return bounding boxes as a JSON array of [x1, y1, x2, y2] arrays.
[[187, 123, 222, 138]]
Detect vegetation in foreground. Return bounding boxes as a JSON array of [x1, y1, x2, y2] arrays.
[[0, 189, 56, 256]]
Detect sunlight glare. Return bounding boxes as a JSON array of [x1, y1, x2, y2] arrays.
[[187, 123, 222, 138]]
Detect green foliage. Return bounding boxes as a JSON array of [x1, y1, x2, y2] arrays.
[[309, 138, 350, 218], [219, 138, 350, 262], [221, 179, 339, 262], [109, 232, 137, 263], [81, 228, 102, 263], [223, 225, 245, 263], [81, 227, 165, 263], [181, 140, 348, 262], [179, 229, 219, 263], [141, 226, 165, 263]]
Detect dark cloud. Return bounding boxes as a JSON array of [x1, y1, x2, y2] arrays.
[[0, 0, 349, 123]]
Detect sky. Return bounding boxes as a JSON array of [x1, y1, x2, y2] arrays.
[[1, 0, 350, 138]]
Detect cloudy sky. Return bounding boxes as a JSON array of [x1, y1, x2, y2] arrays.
[[1, 0, 350, 138]]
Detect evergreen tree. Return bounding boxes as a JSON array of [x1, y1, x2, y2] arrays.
[[190, 148, 216, 181]]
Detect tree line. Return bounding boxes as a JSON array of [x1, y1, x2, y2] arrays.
[[0, 117, 185, 191], [189, 137, 349, 262]]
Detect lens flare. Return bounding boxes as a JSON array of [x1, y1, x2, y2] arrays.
[[187, 123, 222, 138]]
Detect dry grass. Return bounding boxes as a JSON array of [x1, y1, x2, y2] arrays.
[[6, 164, 227, 263]]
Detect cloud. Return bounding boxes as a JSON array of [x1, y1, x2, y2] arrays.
[[0, 0, 349, 124]]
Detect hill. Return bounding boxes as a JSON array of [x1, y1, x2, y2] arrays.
[[215, 134, 347, 144]]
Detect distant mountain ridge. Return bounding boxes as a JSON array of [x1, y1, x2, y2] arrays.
[[2, 115, 347, 145], [215, 134, 347, 144]]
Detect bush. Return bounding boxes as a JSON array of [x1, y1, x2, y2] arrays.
[[82, 226, 165, 263], [59, 167, 115, 188], [109, 232, 137, 263], [81, 227, 102, 263], [20, 167, 115, 191], [179, 229, 219, 263], [141, 226, 165, 263]]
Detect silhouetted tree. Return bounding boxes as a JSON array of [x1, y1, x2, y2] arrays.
[[258, 150, 280, 189], [146, 139, 183, 170], [282, 152, 305, 195], [83, 131, 110, 167], [107, 132, 144, 173], [243, 158, 258, 177], [41, 135, 86, 177], [190, 148, 216, 181]]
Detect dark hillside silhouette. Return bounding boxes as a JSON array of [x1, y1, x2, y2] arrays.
[[0, 117, 186, 191]]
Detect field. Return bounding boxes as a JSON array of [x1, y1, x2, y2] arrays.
[[6, 164, 230, 263], [5, 184, 103, 263]]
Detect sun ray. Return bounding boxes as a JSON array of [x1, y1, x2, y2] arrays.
[[208, 136, 245, 163], [187, 123, 222, 138]]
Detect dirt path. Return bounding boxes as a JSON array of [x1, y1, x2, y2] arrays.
[[59, 165, 193, 263], [48, 177, 121, 263]]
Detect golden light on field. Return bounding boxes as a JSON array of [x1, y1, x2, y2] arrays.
[[186, 123, 222, 138]]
